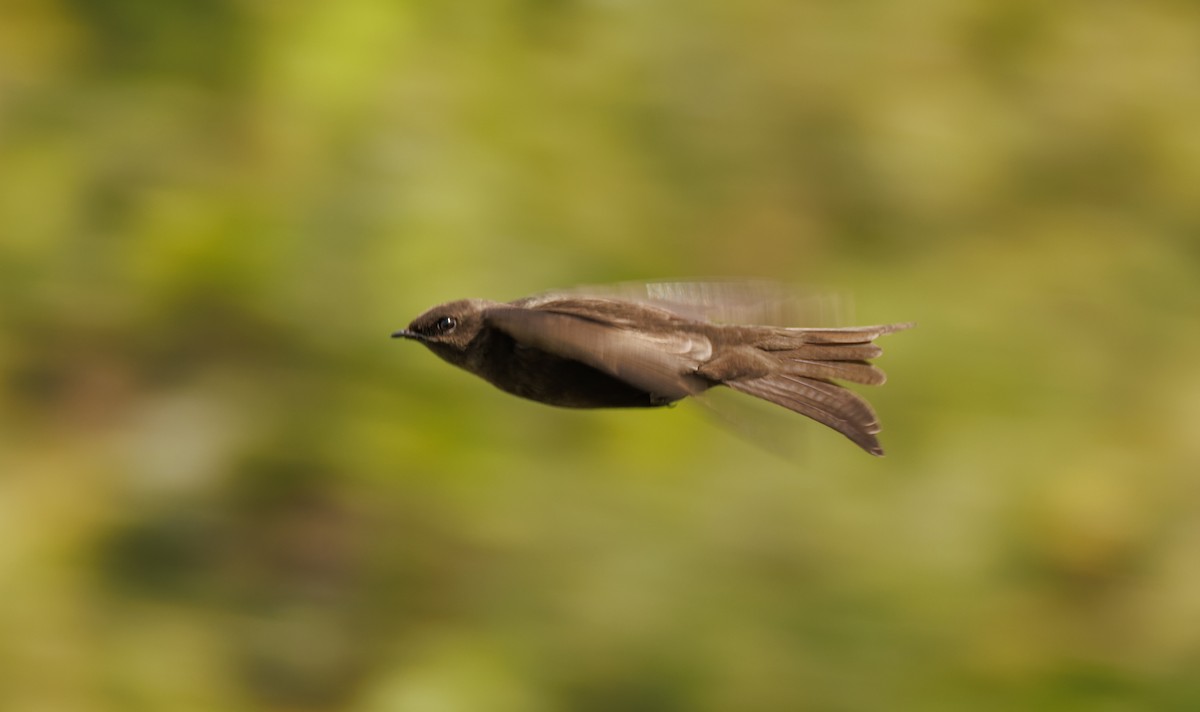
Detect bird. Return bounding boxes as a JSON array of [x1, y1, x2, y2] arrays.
[[392, 283, 912, 455]]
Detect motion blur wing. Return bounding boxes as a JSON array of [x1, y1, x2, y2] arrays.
[[528, 280, 851, 327]]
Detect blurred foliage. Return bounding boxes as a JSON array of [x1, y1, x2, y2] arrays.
[[2, 0, 1200, 710]]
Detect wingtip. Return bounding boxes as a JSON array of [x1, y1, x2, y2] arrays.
[[859, 436, 886, 457]]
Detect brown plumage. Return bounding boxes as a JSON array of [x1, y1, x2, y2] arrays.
[[393, 285, 912, 456]]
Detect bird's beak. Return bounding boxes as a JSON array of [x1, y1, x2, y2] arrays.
[[391, 329, 423, 341]]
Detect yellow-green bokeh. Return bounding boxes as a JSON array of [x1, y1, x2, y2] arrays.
[[2, 1, 1199, 710]]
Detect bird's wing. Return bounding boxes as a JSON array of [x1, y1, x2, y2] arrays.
[[485, 304, 712, 400], [520, 280, 850, 327]]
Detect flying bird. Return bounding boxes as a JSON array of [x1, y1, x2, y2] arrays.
[[393, 283, 912, 455]]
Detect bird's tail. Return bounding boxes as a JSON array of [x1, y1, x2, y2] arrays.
[[724, 323, 912, 455]]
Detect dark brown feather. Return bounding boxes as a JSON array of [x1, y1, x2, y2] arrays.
[[485, 304, 711, 401], [726, 375, 884, 456]]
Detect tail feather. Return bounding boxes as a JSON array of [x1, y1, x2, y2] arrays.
[[790, 323, 915, 344], [777, 352, 885, 385], [726, 375, 884, 456], [717, 322, 912, 455], [746, 323, 913, 349], [772, 342, 883, 360]]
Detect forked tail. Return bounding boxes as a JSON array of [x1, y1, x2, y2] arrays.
[[725, 323, 913, 455]]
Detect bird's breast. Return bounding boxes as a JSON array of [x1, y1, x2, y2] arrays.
[[470, 330, 678, 409]]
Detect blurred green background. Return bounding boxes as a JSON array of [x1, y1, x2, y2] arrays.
[[3, 1, 1199, 710]]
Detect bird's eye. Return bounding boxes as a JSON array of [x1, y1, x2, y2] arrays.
[[432, 316, 457, 335]]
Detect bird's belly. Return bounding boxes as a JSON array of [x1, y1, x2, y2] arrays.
[[486, 349, 676, 409]]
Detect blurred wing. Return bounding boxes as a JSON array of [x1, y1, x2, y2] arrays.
[[486, 306, 711, 400], [529, 280, 851, 327]]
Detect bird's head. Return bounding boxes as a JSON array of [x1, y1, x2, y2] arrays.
[[392, 299, 492, 365]]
